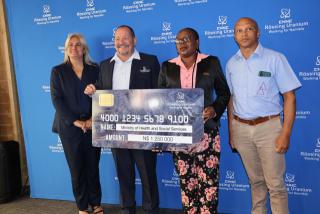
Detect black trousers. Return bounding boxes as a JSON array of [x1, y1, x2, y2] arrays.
[[112, 148, 159, 214], [60, 131, 101, 211]]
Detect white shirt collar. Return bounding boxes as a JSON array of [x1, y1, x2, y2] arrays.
[[235, 43, 264, 60], [111, 49, 140, 63]]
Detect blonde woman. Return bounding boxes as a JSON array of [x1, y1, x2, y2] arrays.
[[50, 33, 103, 214]]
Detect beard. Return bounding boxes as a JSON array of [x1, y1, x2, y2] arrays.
[[116, 45, 132, 56]]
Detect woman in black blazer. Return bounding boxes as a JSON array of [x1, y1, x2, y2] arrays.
[[50, 33, 103, 214], [158, 28, 230, 213]]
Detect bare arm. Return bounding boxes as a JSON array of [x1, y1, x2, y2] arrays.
[[275, 90, 296, 153]]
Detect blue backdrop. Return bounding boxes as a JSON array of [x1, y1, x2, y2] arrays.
[[5, 0, 320, 213]]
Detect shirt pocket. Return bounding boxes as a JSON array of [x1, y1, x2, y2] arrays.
[[248, 72, 273, 98]]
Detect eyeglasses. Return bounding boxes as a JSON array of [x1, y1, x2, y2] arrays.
[[175, 36, 191, 45], [235, 27, 256, 34], [68, 42, 82, 48]]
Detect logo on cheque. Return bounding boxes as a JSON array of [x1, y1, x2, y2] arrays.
[[176, 92, 185, 100]]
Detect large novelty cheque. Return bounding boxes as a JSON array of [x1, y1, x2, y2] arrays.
[[92, 89, 204, 151]]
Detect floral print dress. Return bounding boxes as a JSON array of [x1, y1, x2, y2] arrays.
[[173, 128, 221, 214]]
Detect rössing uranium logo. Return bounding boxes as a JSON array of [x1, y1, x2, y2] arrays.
[[77, 0, 106, 20], [57, 46, 65, 54], [219, 169, 249, 192], [101, 147, 111, 154], [225, 170, 235, 179], [204, 15, 233, 39], [43, 5, 50, 14], [113, 27, 117, 37], [299, 55, 320, 81], [87, 0, 94, 7], [300, 137, 320, 162], [315, 138, 320, 153], [176, 92, 185, 100], [218, 16, 228, 25], [285, 172, 312, 196], [102, 27, 116, 49], [280, 8, 291, 19], [295, 109, 311, 120], [317, 138, 320, 148], [34, 4, 62, 25], [175, 91, 185, 105], [150, 21, 176, 45], [161, 169, 180, 187], [162, 21, 171, 32], [122, 1, 156, 13], [316, 56, 320, 66], [41, 84, 50, 93], [265, 8, 309, 34], [49, 135, 64, 153], [115, 176, 142, 185], [285, 173, 295, 183]]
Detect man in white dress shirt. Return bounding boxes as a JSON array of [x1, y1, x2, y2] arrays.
[[85, 25, 160, 214]]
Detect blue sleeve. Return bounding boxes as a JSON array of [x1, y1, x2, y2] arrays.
[[225, 61, 233, 95], [274, 53, 302, 94]]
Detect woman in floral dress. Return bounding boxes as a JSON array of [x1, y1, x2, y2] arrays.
[[158, 27, 230, 213]]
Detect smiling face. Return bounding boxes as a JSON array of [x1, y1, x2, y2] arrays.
[[175, 29, 199, 58], [66, 36, 84, 61], [114, 26, 136, 61], [234, 18, 260, 50]]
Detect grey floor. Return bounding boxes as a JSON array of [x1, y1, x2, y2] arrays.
[[0, 194, 182, 214]]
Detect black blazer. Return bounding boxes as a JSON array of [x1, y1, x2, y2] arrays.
[[50, 62, 99, 138], [96, 52, 160, 90], [158, 55, 230, 127]]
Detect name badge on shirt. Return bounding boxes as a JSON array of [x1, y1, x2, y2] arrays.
[[258, 70, 271, 77], [140, 66, 150, 73]]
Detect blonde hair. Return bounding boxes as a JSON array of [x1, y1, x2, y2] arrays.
[[63, 33, 92, 64]]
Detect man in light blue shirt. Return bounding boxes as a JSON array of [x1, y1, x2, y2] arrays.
[[226, 17, 301, 214]]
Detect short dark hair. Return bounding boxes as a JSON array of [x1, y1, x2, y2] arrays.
[[178, 27, 199, 41], [116, 25, 136, 38], [177, 27, 201, 53]]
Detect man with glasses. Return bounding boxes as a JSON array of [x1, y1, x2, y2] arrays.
[[226, 17, 301, 214]]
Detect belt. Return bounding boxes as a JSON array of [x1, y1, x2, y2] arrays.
[[233, 114, 280, 126]]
